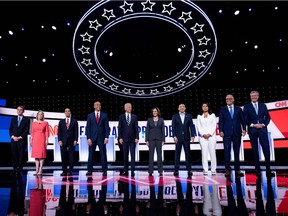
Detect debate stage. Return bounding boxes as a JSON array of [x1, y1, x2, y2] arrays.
[[1, 165, 288, 216]]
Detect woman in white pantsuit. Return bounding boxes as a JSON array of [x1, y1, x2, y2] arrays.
[[196, 102, 218, 175]]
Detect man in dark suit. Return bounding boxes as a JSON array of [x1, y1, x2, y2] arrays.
[[57, 108, 79, 176], [218, 94, 246, 177], [172, 103, 195, 177], [118, 102, 139, 177], [9, 105, 31, 176], [243, 90, 274, 178], [85, 101, 110, 176]]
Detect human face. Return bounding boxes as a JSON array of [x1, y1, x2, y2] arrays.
[[125, 103, 132, 113], [202, 103, 209, 112], [178, 104, 186, 113], [94, 101, 101, 111], [226, 95, 234, 106], [64, 108, 71, 118], [17, 106, 24, 116], [250, 91, 259, 103], [37, 112, 44, 120], [152, 108, 158, 117]]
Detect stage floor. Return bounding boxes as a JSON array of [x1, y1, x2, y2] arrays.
[[1, 167, 288, 216]]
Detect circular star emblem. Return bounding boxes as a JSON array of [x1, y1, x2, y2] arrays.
[[73, 0, 217, 98]]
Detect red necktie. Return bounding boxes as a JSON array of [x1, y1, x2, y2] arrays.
[[96, 112, 99, 123], [66, 118, 69, 129]]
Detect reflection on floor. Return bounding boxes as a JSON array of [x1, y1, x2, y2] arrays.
[[2, 169, 288, 216]]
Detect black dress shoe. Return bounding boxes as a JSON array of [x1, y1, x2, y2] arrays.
[[173, 171, 179, 176], [68, 171, 73, 176], [60, 172, 67, 176], [86, 171, 92, 176], [236, 171, 244, 177], [187, 171, 193, 178], [266, 171, 275, 178], [148, 173, 152, 176], [131, 171, 135, 177], [103, 171, 107, 176], [225, 170, 231, 177], [159, 173, 163, 176]]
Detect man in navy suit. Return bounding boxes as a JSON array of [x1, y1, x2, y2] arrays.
[[57, 108, 79, 176], [243, 90, 274, 178], [85, 101, 110, 176], [172, 103, 195, 177], [118, 103, 139, 177], [218, 94, 246, 178], [9, 105, 31, 176]]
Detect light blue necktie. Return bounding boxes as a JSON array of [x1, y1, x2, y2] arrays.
[[254, 103, 258, 115], [229, 106, 233, 118], [18, 116, 21, 126]]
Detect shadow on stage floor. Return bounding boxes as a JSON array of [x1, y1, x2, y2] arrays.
[[1, 166, 288, 216]]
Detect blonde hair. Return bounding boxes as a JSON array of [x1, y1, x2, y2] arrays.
[[36, 110, 45, 121]]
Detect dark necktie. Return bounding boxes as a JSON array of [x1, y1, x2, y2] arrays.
[[66, 118, 69, 129], [96, 112, 99, 123], [126, 114, 130, 126]]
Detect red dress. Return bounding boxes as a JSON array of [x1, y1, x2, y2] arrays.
[[31, 121, 49, 158]]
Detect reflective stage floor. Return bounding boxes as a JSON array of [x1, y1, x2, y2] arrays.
[[1, 168, 288, 216]]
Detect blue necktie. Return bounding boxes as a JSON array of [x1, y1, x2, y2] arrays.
[[229, 106, 233, 118], [254, 103, 258, 115], [18, 116, 21, 126]]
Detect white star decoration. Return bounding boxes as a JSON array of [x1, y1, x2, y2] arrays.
[[199, 50, 211, 58], [102, 9, 116, 21], [190, 23, 204, 34], [88, 69, 99, 77], [194, 62, 205, 70], [89, 19, 102, 31], [81, 58, 93, 66], [74, 0, 217, 98], [185, 72, 196, 79], [80, 32, 93, 42], [78, 46, 90, 54], [120, 1, 134, 14], [162, 2, 176, 15], [164, 86, 173, 92], [141, 0, 156, 11], [198, 36, 211, 46], [178, 11, 193, 23]]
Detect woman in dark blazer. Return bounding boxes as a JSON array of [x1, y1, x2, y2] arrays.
[[145, 107, 165, 176]]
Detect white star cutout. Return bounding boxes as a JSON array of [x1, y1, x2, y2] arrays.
[[80, 32, 93, 42], [194, 62, 205, 70], [89, 19, 102, 31], [98, 78, 108, 84], [109, 84, 119, 91], [102, 9, 116, 21], [190, 23, 204, 34], [88, 69, 99, 77], [78, 46, 90, 55], [175, 80, 185, 87], [185, 72, 197, 79], [199, 49, 211, 58], [81, 58, 93, 66], [198, 36, 211, 46], [136, 90, 145, 96], [162, 2, 176, 15], [164, 85, 173, 92], [178, 11, 193, 23], [150, 89, 159, 95], [122, 88, 131, 94], [141, 0, 156, 11], [120, 1, 134, 14]]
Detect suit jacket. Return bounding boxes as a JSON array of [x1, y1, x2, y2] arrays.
[[218, 105, 246, 137], [118, 113, 139, 143], [85, 111, 110, 142], [172, 113, 195, 142], [9, 115, 30, 144], [145, 117, 165, 142], [57, 117, 79, 145], [243, 102, 270, 133]]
